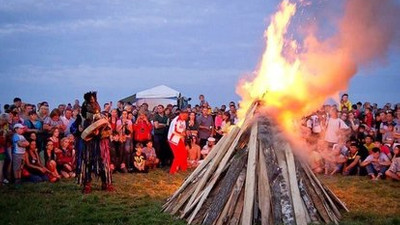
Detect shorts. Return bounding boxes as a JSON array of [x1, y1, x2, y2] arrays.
[[12, 153, 25, 173]]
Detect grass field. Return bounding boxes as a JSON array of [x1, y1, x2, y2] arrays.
[[0, 169, 399, 225]]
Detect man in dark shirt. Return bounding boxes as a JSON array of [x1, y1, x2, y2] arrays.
[[152, 105, 171, 167], [196, 107, 214, 149]]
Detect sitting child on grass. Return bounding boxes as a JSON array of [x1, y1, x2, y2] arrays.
[[385, 145, 400, 181], [187, 136, 201, 168], [360, 147, 391, 180], [132, 143, 148, 173], [142, 141, 159, 169], [55, 137, 75, 178]]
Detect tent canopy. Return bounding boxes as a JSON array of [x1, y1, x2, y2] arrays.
[[136, 85, 180, 99], [120, 85, 182, 109]]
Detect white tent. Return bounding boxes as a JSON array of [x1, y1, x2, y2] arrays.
[[127, 85, 181, 110]]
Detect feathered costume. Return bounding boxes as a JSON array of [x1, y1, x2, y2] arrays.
[[72, 91, 114, 193]]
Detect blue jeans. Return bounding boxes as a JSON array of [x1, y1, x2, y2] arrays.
[[366, 164, 388, 176]]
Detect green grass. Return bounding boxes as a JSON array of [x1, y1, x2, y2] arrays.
[[0, 170, 399, 225]]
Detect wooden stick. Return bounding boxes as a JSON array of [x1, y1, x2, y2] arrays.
[[215, 169, 246, 225], [203, 149, 248, 224], [241, 123, 259, 225], [284, 143, 308, 225], [229, 187, 245, 225], [257, 143, 272, 225], [185, 102, 258, 217]]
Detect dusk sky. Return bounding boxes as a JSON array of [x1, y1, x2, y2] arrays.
[[1, 0, 399, 110]]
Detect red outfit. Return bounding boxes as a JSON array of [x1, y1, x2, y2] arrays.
[[168, 117, 188, 174], [364, 112, 373, 128], [133, 121, 152, 142]]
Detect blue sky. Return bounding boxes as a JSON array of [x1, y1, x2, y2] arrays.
[[0, 0, 399, 109]]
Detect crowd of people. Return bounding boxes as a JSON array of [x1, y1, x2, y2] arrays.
[[0, 92, 399, 193], [305, 94, 400, 181], [0, 94, 238, 191]]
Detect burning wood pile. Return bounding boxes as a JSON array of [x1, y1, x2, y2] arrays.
[[163, 102, 348, 225]]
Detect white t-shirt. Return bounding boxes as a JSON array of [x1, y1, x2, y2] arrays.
[[324, 118, 349, 143], [168, 117, 186, 145], [363, 153, 390, 171], [306, 115, 322, 134]]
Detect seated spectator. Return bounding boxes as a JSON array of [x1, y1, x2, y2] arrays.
[[216, 112, 232, 140], [23, 141, 52, 183], [44, 140, 61, 180], [329, 146, 347, 175], [343, 142, 362, 176], [201, 137, 215, 159], [142, 141, 159, 169], [360, 147, 391, 180], [364, 135, 375, 153], [385, 145, 400, 181], [187, 136, 201, 168], [132, 143, 148, 173], [374, 139, 391, 159], [309, 147, 324, 174], [55, 137, 75, 178]]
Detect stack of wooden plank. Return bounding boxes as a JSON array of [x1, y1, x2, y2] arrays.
[[162, 102, 348, 225]]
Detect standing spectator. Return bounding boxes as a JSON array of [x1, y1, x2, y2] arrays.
[[132, 112, 152, 145], [43, 109, 66, 136], [199, 94, 207, 106], [360, 147, 391, 180], [116, 110, 133, 170], [61, 108, 73, 135], [186, 112, 199, 138], [21, 104, 33, 121], [116, 100, 124, 118], [339, 94, 352, 112], [347, 112, 360, 137], [0, 116, 7, 185], [197, 107, 214, 149], [216, 112, 232, 140], [12, 97, 23, 115], [37, 103, 50, 123], [12, 123, 29, 184], [168, 110, 189, 174], [152, 105, 170, 167], [324, 108, 350, 150], [363, 107, 374, 129]]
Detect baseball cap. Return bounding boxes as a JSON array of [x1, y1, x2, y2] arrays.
[[13, 123, 24, 130]]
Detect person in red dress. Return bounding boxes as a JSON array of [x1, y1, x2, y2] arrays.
[[167, 109, 189, 174]]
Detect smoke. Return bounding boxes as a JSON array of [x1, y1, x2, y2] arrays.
[[301, 0, 400, 100]]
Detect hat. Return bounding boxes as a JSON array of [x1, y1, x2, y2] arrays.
[[13, 123, 24, 130], [207, 137, 216, 142]]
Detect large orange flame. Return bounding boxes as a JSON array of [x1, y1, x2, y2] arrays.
[[237, 0, 309, 132]]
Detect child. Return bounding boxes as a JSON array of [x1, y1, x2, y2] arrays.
[[132, 143, 148, 173], [142, 141, 159, 169], [55, 137, 75, 178], [200, 137, 215, 159], [12, 123, 30, 184], [360, 147, 391, 180], [385, 145, 400, 181], [187, 136, 201, 168]]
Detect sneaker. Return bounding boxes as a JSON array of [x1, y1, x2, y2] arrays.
[[3, 179, 9, 184]]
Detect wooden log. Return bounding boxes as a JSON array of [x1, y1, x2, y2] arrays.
[[203, 149, 248, 224], [215, 169, 246, 225], [295, 161, 321, 223], [183, 126, 240, 213], [241, 123, 259, 225], [185, 103, 258, 223], [229, 187, 245, 225], [322, 183, 349, 212], [283, 143, 308, 225], [274, 143, 296, 225], [301, 163, 338, 224], [257, 144, 272, 225], [164, 131, 232, 208], [303, 163, 342, 221]]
